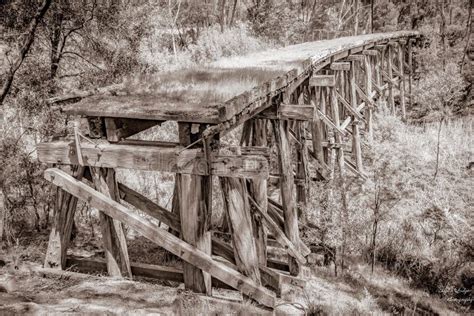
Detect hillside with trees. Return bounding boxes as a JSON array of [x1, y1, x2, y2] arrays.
[[0, 0, 472, 314]]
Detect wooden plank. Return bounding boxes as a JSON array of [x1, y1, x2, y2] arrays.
[[118, 182, 255, 266], [246, 119, 268, 267], [355, 84, 376, 108], [90, 167, 132, 278], [66, 256, 184, 282], [362, 50, 378, 56], [271, 119, 301, 276], [44, 166, 85, 269], [309, 75, 336, 87], [177, 122, 211, 295], [258, 104, 314, 121], [345, 54, 365, 62], [329, 62, 351, 71], [220, 177, 261, 283], [248, 196, 306, 265], [118, 182, 180, 231], [66, 256, 234, 290], [387, 44, 395, 113], [350, 46, 363, 54], [334, 90, 364, 121], [364, 54, 374, 141], [398, 43, 406, 120], [104, 118, 161, 142], [37, 141, 269, 179], [62, 95, 221, 124], [317, 109, 346, 136], [44, 168, 276, 308]]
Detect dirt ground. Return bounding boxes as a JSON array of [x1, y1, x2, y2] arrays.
[[0, 234, 466, 315]]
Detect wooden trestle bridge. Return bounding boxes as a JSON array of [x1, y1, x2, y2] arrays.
[[38, 31, 420, 308]]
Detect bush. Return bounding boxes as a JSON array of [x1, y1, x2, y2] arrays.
[[139, 23, 270, 72]]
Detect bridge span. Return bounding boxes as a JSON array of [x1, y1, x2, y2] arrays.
[[38, 31, 420, 308]]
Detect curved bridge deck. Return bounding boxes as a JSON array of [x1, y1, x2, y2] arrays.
[[62, 31, 418, 125]]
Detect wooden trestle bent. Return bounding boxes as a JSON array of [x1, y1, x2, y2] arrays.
[[40, 31, 419, 308]]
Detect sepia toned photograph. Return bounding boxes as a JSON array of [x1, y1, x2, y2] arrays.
[[0, 0, 472, 314]]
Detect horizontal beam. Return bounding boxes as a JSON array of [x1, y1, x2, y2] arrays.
[[37, 141, 269, 179], [329, 62, 351, 71], [309, 75, 336, 87], [258, 104, 314, 121], [362, 49, 378, 56], [344, 54, 365, 62], [66, 256, 234, 290], [44, 168, 276, 307]]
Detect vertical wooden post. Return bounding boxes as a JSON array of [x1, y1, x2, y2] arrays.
[[220, 177, 261, 283], [320, 87, 330, 163], [365, 54, 374, 142], [387, 43, 395, 114], [375, 45, 385, 106], [349, 61, 364, 172], [91, 167, 132, 278], [241, 119, 268, 267], [44, 166, 85, 269], [408, 39, 414, 111], [311, 87, 325, 166], [271, 118, 300, 276], [177, 123, 212, 295], [398, 43, 406, 120], [249, 119, 268, 267], [296, 87, 309, 208]]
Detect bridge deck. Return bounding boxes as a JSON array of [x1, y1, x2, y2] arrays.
[[62, 31, 418, 123]]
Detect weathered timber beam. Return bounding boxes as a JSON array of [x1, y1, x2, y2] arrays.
[[66, 256, 234, 290], [371, 79, 388, 94], [309, 75, 336, 87], [350, 46, 364, 54], [329, 62, 351, 71], [45, 166, 85, 270], [344, 159, 368, 180], [362, 49, 378, 56], [345, 54, 365, 62], [332, 50, 349, 60], [258, 104, 314, 121], [355, 84, 376, 108], [248, 196, 307, 265], [37, 141, 269, 179], [118, 182, 268, 269], [118, 182, 180, 230], [44, 168, 276, 308], [104, 118, 161, 142], [334, 91, 364, 121], [317, 109, 346, 137]]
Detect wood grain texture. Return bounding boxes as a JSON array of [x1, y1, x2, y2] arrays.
[[37, 140, 269, 179], [220, 177, 261, 283], [44, 166, 85, 269], [44, 168, 276, 308], [90, 167, 132, 278], [309, 75, 336, 87], [271, 119, 301, 276], [62, 94, 221, 124]]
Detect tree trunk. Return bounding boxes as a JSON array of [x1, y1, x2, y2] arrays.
[[0, 0, 52, 105]]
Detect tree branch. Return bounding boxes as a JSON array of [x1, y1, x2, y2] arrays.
[[0, 0, 53, 106]]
